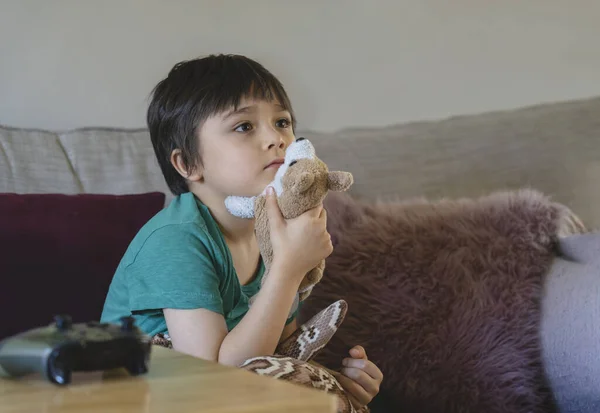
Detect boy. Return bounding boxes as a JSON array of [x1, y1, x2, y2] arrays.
[[101, 54, 382, 408]]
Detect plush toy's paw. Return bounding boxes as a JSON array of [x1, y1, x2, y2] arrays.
[[240, 355, 366, 413], [298, 263, 325, 301], [225, 195, 256, 218], [298, 288, 312, 302], [276, 300, 348, 362]]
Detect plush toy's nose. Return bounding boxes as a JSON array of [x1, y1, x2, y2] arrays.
[[296, 137, 306, 142]]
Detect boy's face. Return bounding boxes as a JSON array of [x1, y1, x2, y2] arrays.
[[197, 96, 295, 198]]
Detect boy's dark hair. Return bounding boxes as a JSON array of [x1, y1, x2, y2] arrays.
[[147, 54, 295, 195]]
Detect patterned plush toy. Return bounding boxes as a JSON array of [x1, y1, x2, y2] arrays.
[[241, 299, 369, 413], [152, 299, 369, 413], [225, 137, 354, 305]]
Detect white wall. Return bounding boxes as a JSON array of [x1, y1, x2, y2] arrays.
[[1, 0, 600, 132]]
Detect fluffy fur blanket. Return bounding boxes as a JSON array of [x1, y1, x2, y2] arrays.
[[299, 189, 586, 413]]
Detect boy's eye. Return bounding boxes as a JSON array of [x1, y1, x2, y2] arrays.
[[234, 122, 253, 133], [276, 118, 291, 128]]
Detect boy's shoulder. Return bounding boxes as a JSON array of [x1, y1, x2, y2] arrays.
[[142, 192, 208, 233], [122, 192, 224, 264]]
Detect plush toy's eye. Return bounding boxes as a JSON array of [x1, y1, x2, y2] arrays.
[[289, 160, 298, 166]]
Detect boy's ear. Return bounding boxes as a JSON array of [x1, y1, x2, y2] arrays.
[[328, 171, 353, 192], [170, 149, 203, 183]]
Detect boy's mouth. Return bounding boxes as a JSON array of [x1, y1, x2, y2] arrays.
[[265, 158, 285, 169]]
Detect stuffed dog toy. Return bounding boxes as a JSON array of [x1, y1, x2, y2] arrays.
[[225, 137, 354, 304]]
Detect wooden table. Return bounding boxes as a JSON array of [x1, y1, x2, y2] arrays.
[[0, 345, 336, 412]]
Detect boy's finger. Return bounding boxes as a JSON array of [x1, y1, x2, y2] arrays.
[[335, 373, 372, 407], [307, 204, 322, 217], [333, 373, 364, 411], [350, 345, 367, 359], [342, 358, 384, 381], [341, 367, 380, 396], [319, 207, 327, 220], [265, 187, 284, 228]]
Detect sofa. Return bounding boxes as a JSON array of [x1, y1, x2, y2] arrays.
[[1, 96, 599, 412]]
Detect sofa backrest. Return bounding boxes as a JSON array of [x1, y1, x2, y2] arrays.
[[308, 97, 600, 230], [0, 126, 170, 199], [2, 96, 599, 228]]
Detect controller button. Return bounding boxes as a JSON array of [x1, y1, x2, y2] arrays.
[[54, 315, 73, 331], [120, 316, 135, 332]]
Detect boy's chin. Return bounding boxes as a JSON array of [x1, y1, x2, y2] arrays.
[[232, 175, 276, 198], [232, 186, 267, 198], [258, 175, 277, 190]]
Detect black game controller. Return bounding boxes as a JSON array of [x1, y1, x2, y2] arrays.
[[0, 315, 152, 385]]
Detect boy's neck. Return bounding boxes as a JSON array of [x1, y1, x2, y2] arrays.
[[192, 189, 256, 243]]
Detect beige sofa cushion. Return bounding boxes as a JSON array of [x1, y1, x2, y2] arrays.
[[308, 96, 600, 230], [58, 128, 171, 200], [0, 126, 81, 194], [0, 125, 172, 204]]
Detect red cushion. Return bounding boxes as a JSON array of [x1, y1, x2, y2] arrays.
[[0, 192, 165, 339]]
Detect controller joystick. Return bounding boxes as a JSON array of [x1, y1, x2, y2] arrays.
[[53, 314, 72, 331]]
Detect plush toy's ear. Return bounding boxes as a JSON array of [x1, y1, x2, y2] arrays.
[[328, 171, 353, 192], [292, 172, 315, 193]]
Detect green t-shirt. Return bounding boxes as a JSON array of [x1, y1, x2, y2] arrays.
[[100, 192, 298, 337]]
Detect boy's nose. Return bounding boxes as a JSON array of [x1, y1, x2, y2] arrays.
[[266, 130, 285, 149]]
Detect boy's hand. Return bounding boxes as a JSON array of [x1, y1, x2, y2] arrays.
[[266, 186, 333, 280], [334, 346, 383, 409]]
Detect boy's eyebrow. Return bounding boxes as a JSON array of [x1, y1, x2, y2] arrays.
[[223, 103, 289, 120], [223, 106, 254, 120]]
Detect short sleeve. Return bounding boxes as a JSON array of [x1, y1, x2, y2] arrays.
[[125, 224, 224, 315], [286, 294, 302, 325]]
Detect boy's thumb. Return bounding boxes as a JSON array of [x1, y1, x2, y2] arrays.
[[265, 187, 284, 228]]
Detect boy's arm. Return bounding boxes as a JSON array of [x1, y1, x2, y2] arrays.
[[280, 317, 298, 342], [162, 189, 331, 367], [163, 307, 228, 361], [165, 260, 303, 367]]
